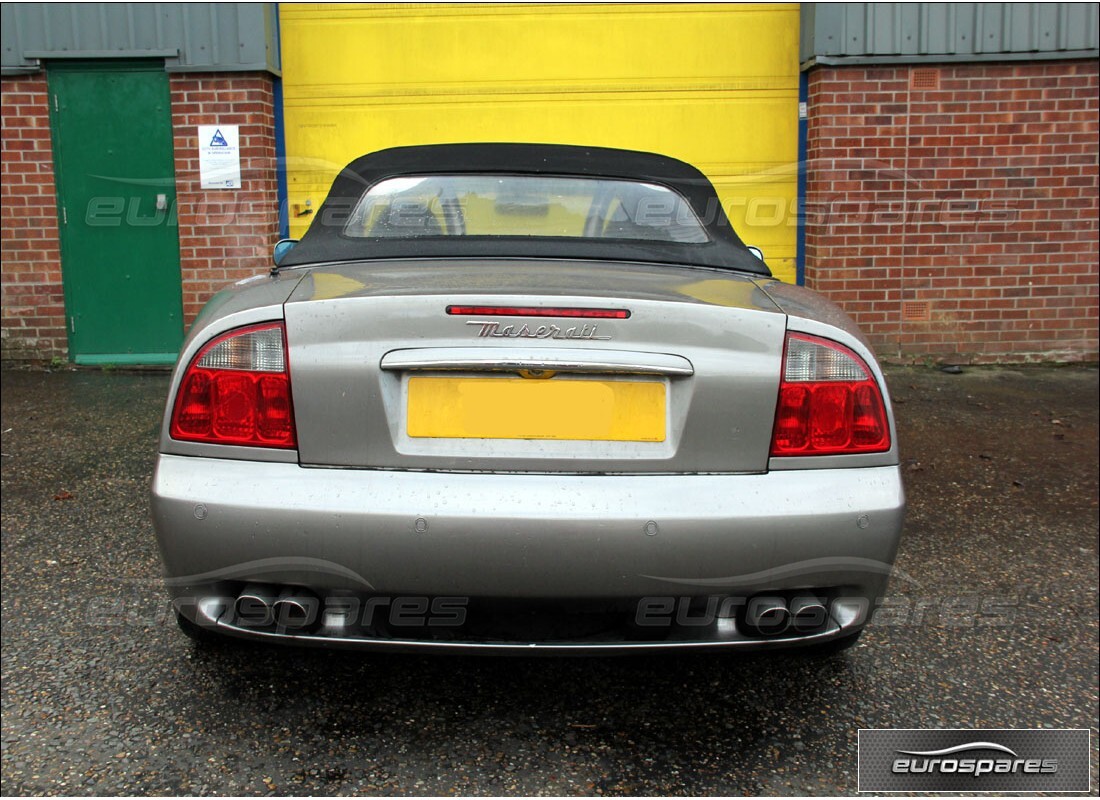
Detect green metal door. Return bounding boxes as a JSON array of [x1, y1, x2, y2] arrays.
[[48, 61, 184, 365]]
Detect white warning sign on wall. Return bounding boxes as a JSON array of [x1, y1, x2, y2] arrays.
[[197, 125, 242, 189]]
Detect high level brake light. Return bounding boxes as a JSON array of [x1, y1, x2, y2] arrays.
[[770, 333, 890, 456], [169, 322, 296, 448], [446, 305, 630, 319]]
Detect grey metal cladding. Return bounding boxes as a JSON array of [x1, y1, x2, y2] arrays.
[[1, 3, 279, 75], [801, 3, 1100, 64]]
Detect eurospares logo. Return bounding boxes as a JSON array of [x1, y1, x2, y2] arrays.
[[858, 729, 1090, 792], [893, 741, 1057, 776]]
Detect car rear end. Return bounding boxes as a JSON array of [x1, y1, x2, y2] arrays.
[[151, 260, 905, 653]]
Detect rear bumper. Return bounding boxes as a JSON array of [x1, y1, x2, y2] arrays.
[[152, 455, 905, 651]]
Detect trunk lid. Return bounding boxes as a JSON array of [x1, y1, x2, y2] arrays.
[[284, 259, 785, 473]]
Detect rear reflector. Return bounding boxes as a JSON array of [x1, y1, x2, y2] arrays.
[[770, 333, 890, 456], [169, 322, 296, 448], [446, 305, 630, 319]]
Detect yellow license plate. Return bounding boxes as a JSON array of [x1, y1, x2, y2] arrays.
[[407, 375, 666, 442]]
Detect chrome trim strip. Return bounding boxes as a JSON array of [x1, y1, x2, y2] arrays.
[[380, 347, 694, 376]]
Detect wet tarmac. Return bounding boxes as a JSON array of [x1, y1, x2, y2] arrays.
[[1, 365, 1097, 795]]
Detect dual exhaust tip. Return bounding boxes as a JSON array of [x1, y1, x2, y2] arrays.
[[233, 585, 829, 637], [234, 584, 319, 630], [744, 595, 829, 636]]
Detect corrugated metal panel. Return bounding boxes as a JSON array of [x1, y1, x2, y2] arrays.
[[1, 3, 279, 75], [802, 2, 1099, 64]]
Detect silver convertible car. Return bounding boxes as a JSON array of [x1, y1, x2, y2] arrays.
[[152, 144, 905, 654]]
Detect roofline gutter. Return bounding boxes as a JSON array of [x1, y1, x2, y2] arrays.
[[801, 49, 1099, 70]]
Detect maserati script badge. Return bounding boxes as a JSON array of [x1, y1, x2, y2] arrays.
[[466, 320, 611, 341]]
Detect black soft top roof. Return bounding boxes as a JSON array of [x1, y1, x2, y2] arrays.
[[281, 143, 770, 275]]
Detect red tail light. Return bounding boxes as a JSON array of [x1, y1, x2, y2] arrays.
[[169, 322, 297, 449], [770, 333, 890, 456]]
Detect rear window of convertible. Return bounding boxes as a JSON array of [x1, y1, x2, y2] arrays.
[[342, 175, 709, 244]]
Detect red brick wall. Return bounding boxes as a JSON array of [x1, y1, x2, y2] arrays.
[[169, 73, 280, 325], [805, 60, 1099, 364], [0, 75, 66, 361]]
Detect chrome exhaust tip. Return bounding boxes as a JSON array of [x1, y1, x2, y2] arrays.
[[234, 583, 277, 627], [745, 596, 790, 635], [272, 589, 320, 630], [789, 596, 829, 633]]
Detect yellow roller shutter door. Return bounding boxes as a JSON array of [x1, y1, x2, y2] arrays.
[[280, 3, 799, 282]]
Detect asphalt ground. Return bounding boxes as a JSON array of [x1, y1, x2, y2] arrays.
[[1, 364, 1097, 795]]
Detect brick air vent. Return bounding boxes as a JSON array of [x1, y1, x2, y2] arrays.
[[902, 301, 932, 322], [911, 69, 940, 91]]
